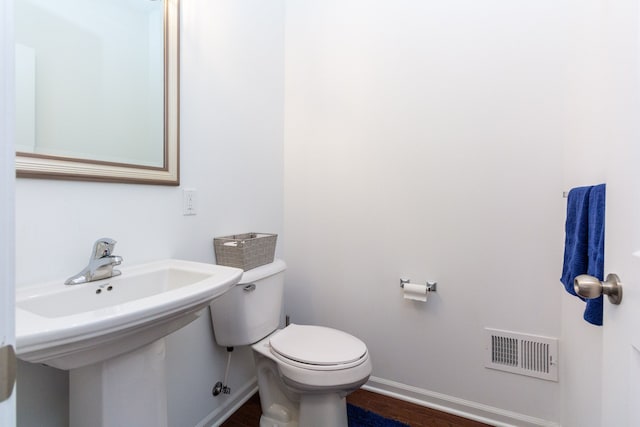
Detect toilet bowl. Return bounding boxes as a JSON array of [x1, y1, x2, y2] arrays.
[[209, 260, 372, 427]]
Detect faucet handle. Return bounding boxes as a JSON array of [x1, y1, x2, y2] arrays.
[[92, 238, 117, 259]]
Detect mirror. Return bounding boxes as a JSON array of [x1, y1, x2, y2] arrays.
[[15, 0, 179, 185]]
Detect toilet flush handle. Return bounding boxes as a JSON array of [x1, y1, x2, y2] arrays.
[[242, 284, 256, 292]]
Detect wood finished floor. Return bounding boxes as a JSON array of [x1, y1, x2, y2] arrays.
[[221, 389, 492, 427]]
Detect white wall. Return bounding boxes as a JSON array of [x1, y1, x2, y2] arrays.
[[15, 0, 284, 426], [283, 0, 567, 423]]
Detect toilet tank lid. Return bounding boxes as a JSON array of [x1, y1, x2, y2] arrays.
[[238, 259, 287, 284]]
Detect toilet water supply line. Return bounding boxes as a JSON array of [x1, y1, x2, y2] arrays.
[[213, 347, 233, 396]]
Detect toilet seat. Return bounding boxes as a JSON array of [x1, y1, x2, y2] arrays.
[[269, 324, 368, 371], [253, 325, 373, 390]]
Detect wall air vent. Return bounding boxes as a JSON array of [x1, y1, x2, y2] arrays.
[[485, 328, 558, 381]]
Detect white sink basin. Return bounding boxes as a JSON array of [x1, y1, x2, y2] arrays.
[[16, 259, 243, 370]]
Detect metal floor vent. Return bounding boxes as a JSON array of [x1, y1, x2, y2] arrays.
[[485, 328, 558, 381]]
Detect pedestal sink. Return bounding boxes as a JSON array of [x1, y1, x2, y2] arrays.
[[16, 259, 243, 427]]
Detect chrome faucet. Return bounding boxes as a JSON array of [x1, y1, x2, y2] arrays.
[[65, 238, 123, 285]]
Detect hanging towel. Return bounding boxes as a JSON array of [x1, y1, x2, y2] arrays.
[[560, 184, 606, 326], [584, 184, 606, 325], [560, 186, 591, 297]]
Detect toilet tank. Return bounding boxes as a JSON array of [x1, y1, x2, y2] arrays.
[[209, 259, 286, 347]]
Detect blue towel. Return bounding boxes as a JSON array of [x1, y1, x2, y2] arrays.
[[560, 184, 606, 326], [584, 184, 606, 324], [560, 186, 591, 297]]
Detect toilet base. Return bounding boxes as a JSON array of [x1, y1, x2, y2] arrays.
[[260, 413, 297, 427], [299, 393, 348, 427], [258, 393, 347, 427]]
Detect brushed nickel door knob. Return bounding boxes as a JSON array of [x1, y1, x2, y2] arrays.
[[574, 273, 623, 305]]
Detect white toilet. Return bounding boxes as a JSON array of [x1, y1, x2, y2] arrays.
[[209, 259, 372, 427]]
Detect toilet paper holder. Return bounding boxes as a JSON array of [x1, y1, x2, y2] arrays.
[[400, 278, 437, 292]]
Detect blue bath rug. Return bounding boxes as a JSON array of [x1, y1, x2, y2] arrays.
[[347, 404, 410, 427]]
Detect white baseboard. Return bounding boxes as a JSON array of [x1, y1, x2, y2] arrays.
[[196, 379, 258, 427], [195, 375, 561, 427], [364, 376, 561, 427]]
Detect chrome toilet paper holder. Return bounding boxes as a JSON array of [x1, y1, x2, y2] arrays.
[[400, 278, 437, 292]]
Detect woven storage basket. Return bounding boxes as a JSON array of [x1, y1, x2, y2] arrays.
[[213, 232, 277, 271]]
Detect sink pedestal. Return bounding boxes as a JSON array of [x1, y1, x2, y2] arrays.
[[70, 339, 169, 427]]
